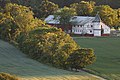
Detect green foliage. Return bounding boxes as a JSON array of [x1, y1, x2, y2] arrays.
[[39, 0, 59, 18], [0, 12, 19, 41], [0, 3, 45, 41], [0, 73, 19, 80], [5, 3, 35, 32], [54, 6, 76, 25], [70, 1, 95, 16], [17, 27, 79, 68], [67, 48, 96, 69], [92, 5, 119, 27]]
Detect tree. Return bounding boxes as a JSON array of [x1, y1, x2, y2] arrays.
[[70, 1, 95, 16], [5, 3, 35, 32], [92, 5, 119, 28], [39, 0, 59, 19], [17, 27, 79, 68], [117, 8, 120, 29], [54, 7, 76, 32], [67, 48, 96, 70], [0, 3, 45, 41]]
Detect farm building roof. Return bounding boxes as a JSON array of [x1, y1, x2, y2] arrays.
[[45, 15, 101, 25]]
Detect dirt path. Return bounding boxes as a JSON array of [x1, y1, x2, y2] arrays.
[[0, 40, 104, 80]]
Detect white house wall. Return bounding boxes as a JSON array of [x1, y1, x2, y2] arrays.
[[72, 25, 83, 34], [72, 22, 94, 34], [101, 22, 110, 34], [94, 30, 101, 36], [84, 23, 94, 34]]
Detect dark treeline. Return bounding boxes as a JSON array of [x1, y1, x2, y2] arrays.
[[0, 0, 120, 9], [50, 0, 120, 8]]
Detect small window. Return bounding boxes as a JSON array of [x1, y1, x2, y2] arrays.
[[81, 25, 82, 27], [73, 30, 74, 32], [90, 30, 92, 33], [91, 25, 93, 27], [78, 25, 79, 27]]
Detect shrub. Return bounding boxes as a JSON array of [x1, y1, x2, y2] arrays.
[[0, 73, 19, 80], [17, 27, 79, 68], [67, 48, 96, 70]]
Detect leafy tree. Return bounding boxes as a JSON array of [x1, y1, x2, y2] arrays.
[[54, 7, 76, 32], [5, 3, 35, 32], [0, 3, 45, 41], [117, 8, 120, 28], [67, 48, 96, 70], [70, 1, 95, 16], [0, 12, 18, 41], [92, 5, 119, 28], [70, 3, 78, 9], [39, 0, 59, 19], [17, 27, 79, 68]]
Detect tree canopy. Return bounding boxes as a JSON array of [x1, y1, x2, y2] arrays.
[[92, 5, 119, 27], [0, 3, 45, 41], [17, 27, 79, 68], [37, 0, 59, 18], [70, 1, 95, 16], [54, 7, 76, 25]]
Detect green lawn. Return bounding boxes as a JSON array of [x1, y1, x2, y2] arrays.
[[74, 37, 120, 80], [0, 40, 103, 80]]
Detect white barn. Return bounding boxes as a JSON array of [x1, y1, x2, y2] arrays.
[[45, 14, 110, 36]]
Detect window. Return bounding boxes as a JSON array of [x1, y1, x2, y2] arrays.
[[78, 25, 79, 27], [72, 30, 74, 32], [80, 25, 82, 27], [91, 25, 93, 27], [90, 30, 92, 33]]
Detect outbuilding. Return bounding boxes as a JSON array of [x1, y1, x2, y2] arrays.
[[45, 14, 110, 36]]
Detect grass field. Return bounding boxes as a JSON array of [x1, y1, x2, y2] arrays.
[[0, 40, 104, 80], [74, 37, 120, 80]]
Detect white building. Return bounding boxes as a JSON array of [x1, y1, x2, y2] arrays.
[[45, 14, 110, 36]]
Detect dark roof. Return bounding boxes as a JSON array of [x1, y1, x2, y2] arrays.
[[92, 13, 101, 22]]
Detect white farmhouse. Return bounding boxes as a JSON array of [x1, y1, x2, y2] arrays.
[[45, 14, 110, 36]]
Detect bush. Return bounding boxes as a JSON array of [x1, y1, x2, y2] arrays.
[[0, 73, 19, 80], [17, 27, 79, 68], [67, 48, 96, 70]]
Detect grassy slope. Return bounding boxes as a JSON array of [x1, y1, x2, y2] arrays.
[[74, 37, 120, 80], [0, 40, 103, 80]]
